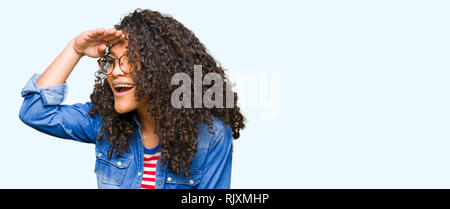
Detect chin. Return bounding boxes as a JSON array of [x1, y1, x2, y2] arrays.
[[114, 103, 136, 114]]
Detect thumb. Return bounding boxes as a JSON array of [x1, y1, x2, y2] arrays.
[[98, 43, 107, 56]]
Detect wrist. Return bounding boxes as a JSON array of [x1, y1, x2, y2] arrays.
[[68, 38, 84, 58]]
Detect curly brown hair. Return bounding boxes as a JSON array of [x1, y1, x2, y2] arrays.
[[88, 8, 245, 177]]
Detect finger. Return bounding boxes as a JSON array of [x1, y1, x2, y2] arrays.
[[86, 28, 113, 43], [97, 43, 108, 56], [103, 30, 123, 42], [97, 28, 118, 40], [87, 28, 105, 39], [102, 32, 125, 47], [108, 35, 126, 45]]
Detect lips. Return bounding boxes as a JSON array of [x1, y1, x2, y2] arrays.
[[112, 82, 135, 97]]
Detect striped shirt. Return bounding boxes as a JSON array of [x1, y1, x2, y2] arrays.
[[140, 144, 161, 189]]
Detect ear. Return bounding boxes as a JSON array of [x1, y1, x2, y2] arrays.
[[136, 56, 142, 70]]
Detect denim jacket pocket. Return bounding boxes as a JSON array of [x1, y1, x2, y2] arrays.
[[94, 145, 133, 186], [164, 169, 202, 188]]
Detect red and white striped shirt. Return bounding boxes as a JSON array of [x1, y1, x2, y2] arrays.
[[140, 144, 161, 189]]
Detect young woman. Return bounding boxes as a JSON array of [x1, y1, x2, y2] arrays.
[[19, 8, 245, 189]]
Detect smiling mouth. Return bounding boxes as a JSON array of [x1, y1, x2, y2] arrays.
[[113, 84, 135, 95]]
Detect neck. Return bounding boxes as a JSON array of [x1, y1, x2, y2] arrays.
[[136, 105, 156, 134], [136, 104, 160, 149]]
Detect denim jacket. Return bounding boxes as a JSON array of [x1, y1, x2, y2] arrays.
[[19, 74, 233, 189]]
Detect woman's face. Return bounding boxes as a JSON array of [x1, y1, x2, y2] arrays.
[[106, 40, 141, 114]]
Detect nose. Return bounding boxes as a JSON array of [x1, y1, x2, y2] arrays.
[[111, 60, 125, 77]]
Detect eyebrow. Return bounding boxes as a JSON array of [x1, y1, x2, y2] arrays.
[[108, 51, 116, 57], [107, 50, 129, 58]]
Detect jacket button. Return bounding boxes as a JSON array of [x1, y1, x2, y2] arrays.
[[158, 182, 162, 186], [138, 172, 142, 177], [97, 153, 102, 158], [189, 180, 194, 185], [167, 177, 172, 182], [117, 162, 122, 166]]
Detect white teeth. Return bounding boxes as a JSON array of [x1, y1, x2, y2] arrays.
[[114, 84, 135, 88]]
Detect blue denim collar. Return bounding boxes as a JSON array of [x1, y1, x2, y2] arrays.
[[132, 112, 141, 127], [132, 111, 163, 147]]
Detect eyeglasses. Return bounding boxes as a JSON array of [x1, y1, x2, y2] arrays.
[[97, 54, 140, 75]]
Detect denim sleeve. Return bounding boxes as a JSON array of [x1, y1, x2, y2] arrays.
[[197, 119, 234, 189], [18, 73, 100, 144]]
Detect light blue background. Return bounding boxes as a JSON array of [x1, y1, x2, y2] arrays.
[[1, 0, 450, 188]]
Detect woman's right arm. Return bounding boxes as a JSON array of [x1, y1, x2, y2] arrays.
[[19, 28, 124, 143], [37, 28, 124, 88]]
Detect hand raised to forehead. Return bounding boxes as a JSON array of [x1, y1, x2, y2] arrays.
[[72, 28, 125, 58]]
